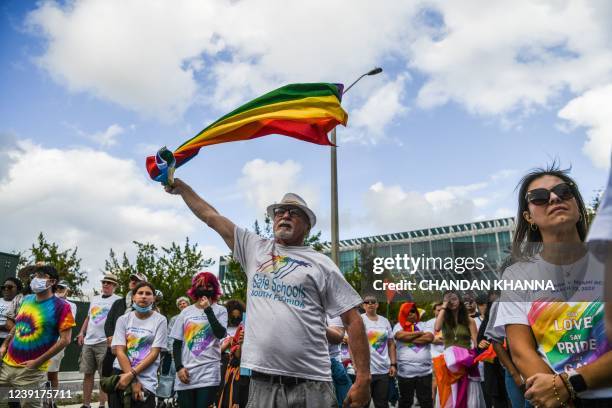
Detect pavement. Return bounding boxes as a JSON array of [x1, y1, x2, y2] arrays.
[[55, 371, 100, 406]]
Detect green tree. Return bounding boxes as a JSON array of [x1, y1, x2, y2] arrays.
[[220, 257, 248, 303], [18, 232, 87, 296], [586, 189, 602, 227], [104, 238, 211, 317]]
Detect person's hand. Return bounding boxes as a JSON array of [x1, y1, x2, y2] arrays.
[[524, 373, 569, 408], [198, 296, 210, 309], [131, 382, 143, 401], [116, 372, 133, 390], [343, 378, 371, 407], [178, 367, 190, 384], [478, 339, 490, 349], [442, 299, 449, 309], [238, 330, 244, 345], [389, 365, 397, 377], [77, 333, 85, 346], [164, 178, 187, 195], [342, 335, 349, 344], [23, 360, 40, 370]]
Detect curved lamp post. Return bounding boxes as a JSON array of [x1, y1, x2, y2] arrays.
[[330, 67, 383, 266]]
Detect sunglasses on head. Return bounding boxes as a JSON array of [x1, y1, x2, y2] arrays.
[[525, 182, 575, 206], [273, 207, 304, 218]]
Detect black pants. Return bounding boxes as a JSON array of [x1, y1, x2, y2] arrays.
[[370, 374, 389, 408], [177, 386, 219, 408], [397, 374, 433, 408], [102, 348, 115, 377]]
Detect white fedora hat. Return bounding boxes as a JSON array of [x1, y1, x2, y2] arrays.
[[266, 193, 316, 228]]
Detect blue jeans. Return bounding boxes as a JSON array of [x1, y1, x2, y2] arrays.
[[504, 368, 527, 408], [330, 358, 352, 407]]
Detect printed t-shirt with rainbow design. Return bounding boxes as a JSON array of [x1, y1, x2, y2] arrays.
[[4, 294, 75, 371], [496, 254, 612, 399], [169, 303, 228, 390], [361, 313, 393, 375]]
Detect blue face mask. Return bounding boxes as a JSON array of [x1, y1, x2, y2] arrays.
[[30, 277, 49, 294], [133, 303, 153, 313]]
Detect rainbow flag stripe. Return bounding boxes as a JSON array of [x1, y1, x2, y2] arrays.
[[146, 83, 347, 181]]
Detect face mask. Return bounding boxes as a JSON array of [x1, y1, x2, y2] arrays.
[[194, 288, 214, 299], [133, 303, 153, 313], [229, 316, 242, 326], [30, 278, 49, 294]]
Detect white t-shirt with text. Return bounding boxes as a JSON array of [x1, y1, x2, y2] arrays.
[[233, 227, 362, 381], [393, 322, 432, 378], [170, 303, 228, 390], [85, 294, 121, 345], [112, 311, 167, 393], [362, 314, 393, 375], [495, 254, 612, 399]]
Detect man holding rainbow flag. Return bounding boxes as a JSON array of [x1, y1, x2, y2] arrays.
[[159, 83, 372, 407]]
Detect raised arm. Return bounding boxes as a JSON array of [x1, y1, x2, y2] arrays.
[[165, 178, 236, 250]]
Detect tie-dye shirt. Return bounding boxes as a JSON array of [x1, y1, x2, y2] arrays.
[[3, 294, 75, 371], [496, 254, 612, 399], [85, 294, 120, 345], [393, 322, 433, 377], [111, 311, 167, 393], [361, 313, 393, 375], [170, 303, 227, 390]]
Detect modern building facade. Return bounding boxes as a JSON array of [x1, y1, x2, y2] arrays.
[[219, 217, 516, 282]]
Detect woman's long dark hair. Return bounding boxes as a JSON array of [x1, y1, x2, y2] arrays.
[[442, 290, 470, 329], [512, 162, 588, 259]]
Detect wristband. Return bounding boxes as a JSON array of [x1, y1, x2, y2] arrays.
[[552, 374, 568, 408], [560, 372, 577, 400], [390, 363, 397, 368], [130, 368, 138, 378]]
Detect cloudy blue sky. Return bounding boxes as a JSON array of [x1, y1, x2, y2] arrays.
[[1, 0, 611, 288]]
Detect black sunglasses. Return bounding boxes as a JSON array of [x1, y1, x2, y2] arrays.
[[525, 182, 575, 206], [273, 207, 305, 218], [363, 300, 377, 305], [1, 285, 16, 290]]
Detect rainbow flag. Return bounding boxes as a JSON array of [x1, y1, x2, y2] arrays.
[[146, 83, 347, 183]]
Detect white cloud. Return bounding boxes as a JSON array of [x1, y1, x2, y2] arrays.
[[26, 0, 417, 121], [364, 181, 479, 232], [361, 175, 519, 233], [347, 75, 408, 144], [0, 140, 201, 287], [25, 0, 612, 160], [26, 0, 222, 120], [0, 133, 20, 182], [410, 1, 612, 116], [237, 158, 318, 218], [89, 123, 124, 147], [558, 83, 612, 169]]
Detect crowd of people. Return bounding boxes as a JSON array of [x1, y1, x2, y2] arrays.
[[0, 163, 610, 408]]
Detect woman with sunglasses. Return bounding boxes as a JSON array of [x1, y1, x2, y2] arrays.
[[496, 164, 612, 408]]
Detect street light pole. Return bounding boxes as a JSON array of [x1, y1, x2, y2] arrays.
[[330, 67, 383, 266]]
